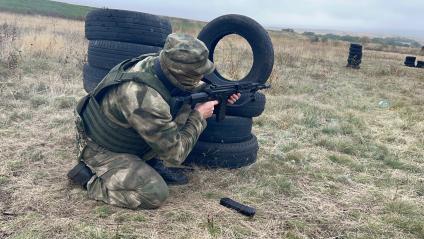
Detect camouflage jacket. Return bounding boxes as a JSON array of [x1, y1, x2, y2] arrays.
[[87, 56, 207, 166]]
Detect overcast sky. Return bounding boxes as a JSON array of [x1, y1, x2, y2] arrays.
[[59, 0, 424, 39]]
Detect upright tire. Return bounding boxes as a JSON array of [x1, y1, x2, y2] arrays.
[[88, 40, 161, 69], [184, 135, 259, 169], [198, 14, 274, 85], [347, 43, 362, 69], [350, 44, 363, 50], [85, 9, 172, 46], [225, 92, 266, 118]]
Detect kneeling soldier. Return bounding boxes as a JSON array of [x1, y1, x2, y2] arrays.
[[68, 33, 240, 209]]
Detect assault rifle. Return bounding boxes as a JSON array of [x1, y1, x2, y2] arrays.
[[174, 75, 270, 122]]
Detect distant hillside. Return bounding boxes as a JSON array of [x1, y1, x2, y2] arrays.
[[301, 31, 422, 48], [0, 0, 94, 20], [0, 0, 205, 33]]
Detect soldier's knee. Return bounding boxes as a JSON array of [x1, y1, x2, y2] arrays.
[[137, 176, 169, 209], [89, 155, 169, 209]]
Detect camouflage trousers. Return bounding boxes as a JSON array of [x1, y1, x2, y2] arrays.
[[81, 141, 169, 209]]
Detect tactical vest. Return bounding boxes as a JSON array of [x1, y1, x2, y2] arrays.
[[76, 54, 183, 157]]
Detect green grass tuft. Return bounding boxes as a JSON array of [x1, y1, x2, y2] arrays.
[[95, 206, 113, 219], [131, 214, 147, 222], [30, 95, 49, 108], [0, 175, 9, 185], [53, 96, 76, 109]]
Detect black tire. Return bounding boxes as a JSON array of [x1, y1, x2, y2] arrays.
[[199, 115, 253, 143], [404, 56, 416, 66], [405, 56, 416, 61], [405, 63, 416, 67], [225, 92, 266, 118], [349, 49, 362, 55], [88, 40, 161, 70], [350, 43, 362, 49], [85, 9, 172, 46], [348, 59, 362, 65], [184, 135, 259, 169], [198, 14, 274, 85], [348, 57, 362, 62], [348, 54, 362, 59], [83, 64, 109, 93], [349, 47, 363, 52]]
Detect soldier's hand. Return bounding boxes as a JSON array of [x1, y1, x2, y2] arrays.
[[195, 100, 219, 119], [227, 93, 241, 104]]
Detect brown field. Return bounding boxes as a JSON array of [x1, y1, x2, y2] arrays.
[[0, 12, 423, 239]]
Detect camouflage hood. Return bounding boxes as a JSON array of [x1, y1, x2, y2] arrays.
[[159, 33, 215, 91]]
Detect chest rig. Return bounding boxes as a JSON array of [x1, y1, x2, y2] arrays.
[[75, 54, 186, 157]]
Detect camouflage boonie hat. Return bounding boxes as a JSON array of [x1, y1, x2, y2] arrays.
[[159, 33, 215, 90]]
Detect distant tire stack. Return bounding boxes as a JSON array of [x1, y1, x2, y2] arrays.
[[404, 56, 416, 67], [417, 61, 424, 68], [346, 43, 362, 69], [83, 9, 172, 92], [183, 15, 274, 169]]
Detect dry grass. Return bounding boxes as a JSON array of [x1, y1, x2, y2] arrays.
[[1, 11, 424, 239]]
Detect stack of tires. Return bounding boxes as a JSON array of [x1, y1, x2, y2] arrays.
[[184, 15, 274, 169], [346, 43, 362, 69], [417, 61, 424, 68], [404, 56, 416, 67], [184, 93, 267, 169], [83, 9, 172, 92]]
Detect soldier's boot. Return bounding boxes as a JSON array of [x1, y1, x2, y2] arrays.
[[67, 161, 94, 189], [146, 159, 188, 185]]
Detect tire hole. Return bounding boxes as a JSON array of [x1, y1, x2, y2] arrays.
[[213, 34, 253, 81]]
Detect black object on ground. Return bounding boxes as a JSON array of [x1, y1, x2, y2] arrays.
[[220, 197, 256, 217], [347, 43, 362, 69], [404, 56, 416, 67], [198, 14, 274, 85], [417, 61, 424, 68]]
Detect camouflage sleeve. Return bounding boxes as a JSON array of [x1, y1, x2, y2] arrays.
[[115, 81, 207, 166]]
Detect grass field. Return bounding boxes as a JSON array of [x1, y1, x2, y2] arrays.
[[0, 10, 423, 239]]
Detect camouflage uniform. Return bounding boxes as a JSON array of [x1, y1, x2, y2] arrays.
[[75, 33, 214, 209]]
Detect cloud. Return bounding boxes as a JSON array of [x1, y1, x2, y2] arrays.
[[59, 0, 424, 34]]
